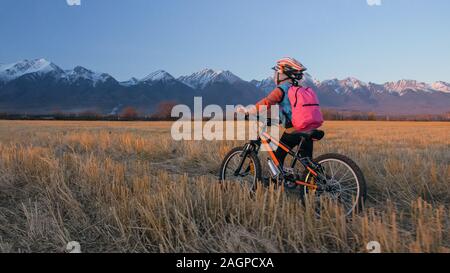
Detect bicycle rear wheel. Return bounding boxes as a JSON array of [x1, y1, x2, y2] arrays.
[[302, 153, 367, 215]]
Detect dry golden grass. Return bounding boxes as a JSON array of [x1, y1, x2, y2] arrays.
[[0, 120, 448, 253]]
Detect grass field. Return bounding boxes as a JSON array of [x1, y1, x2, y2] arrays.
[[0, 120, 448, 253]]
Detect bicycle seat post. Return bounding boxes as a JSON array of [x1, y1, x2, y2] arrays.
[[296, 137, 305, 157]]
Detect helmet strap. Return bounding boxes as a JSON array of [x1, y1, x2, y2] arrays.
[[275, 71, 289, 85], [290, 73, 304, 86]]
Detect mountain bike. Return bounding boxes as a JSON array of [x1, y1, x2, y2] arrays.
[[219, 119, 367, 216]]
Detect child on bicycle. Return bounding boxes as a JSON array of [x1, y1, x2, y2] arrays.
[[237, 57, 323, 168]]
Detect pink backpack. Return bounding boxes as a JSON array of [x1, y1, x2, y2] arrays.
[[287, 86, 324, 132]]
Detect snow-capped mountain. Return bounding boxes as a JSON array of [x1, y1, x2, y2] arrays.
[[431, 81, 450, 93], [318, 77, 370, 95], [383, 80, 435, 94], [319, 79, 342, 92], [302, 73, 320, 88], [316, 77, 450, 96], [0, 58, 64, 81], [250, 75, 450, 114], [0, 59, 116, 86], [120, 77, 139, 87], [341, 77, 368, 90], [178, 69, 242, 89], [0, 58, 449, 115], [250, 77, 275, 94], [63, 66, 116, 86], [140, 70, 175, 83], [119, 71, 176, 86]]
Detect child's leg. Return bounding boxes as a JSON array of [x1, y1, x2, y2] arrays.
[[274, 133, 314, 167], [274, 132, 301, 167], [300, 138, 314, 158]]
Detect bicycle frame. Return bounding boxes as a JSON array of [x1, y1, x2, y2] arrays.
[[236, 122, 320, 190]]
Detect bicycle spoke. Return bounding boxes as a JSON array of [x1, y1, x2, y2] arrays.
[[338, 176, 358, 185], [339, 196, 355, 210], [339, 190, 357, 199], [307, 157, 361, 216], [223, 150, 258, 190], [329, 161, 336, 180], [337, 168, 352, 183], [340, 185, 358, 191]]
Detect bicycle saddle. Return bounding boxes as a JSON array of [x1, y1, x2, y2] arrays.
[[294, 129, 325, 141]]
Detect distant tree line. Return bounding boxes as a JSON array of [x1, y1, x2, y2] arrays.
[[0, 102, 448, 122], [0, 101, 179, 121], [321, 109, 450, 121]]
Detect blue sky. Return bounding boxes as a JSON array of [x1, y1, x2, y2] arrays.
[[0, 0, 449, 83]]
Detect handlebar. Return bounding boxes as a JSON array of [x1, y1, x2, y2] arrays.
[[241, 114, 280, 136], [234, 108, 280, 135]]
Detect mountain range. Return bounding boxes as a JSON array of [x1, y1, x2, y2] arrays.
[[0, 58, 449, 115]]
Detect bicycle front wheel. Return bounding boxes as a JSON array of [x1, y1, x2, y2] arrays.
[[219, 147, 262, 191]]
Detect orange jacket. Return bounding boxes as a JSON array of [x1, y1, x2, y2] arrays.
[[256, 87, 284, 111]]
